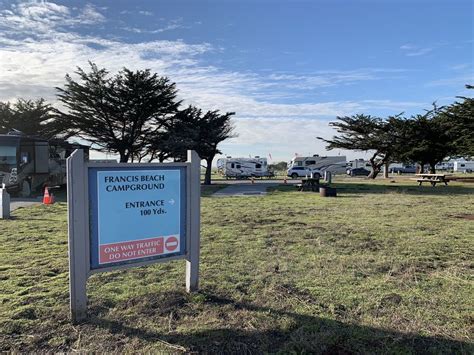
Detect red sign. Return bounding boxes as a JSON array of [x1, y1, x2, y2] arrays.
[[99, 235, 179, 264], [165, 236, 179, 252]]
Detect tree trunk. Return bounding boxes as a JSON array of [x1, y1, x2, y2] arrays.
[[204, 158, 212, 185], [429, 163, 436, 174], [418, 163, 425, 174], [383, 162, 389, 178], [119, 152, 129, 163], [368, 153, 383, 179], [368, 167, 380, 179]]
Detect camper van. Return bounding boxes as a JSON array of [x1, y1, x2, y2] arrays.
[[216, 156, 271, 179], [0, 133, 88, 196], [287, 155, 347, 175], [453, 160, 474, 173]]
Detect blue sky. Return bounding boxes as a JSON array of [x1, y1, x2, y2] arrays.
[[0, 0, 472, 162]]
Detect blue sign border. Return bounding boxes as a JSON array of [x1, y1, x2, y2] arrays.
[[88, 166, 187, 270]]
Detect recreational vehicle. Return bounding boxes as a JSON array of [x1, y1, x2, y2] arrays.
[[287, 155, 347, 175], [453, 160, 474, 173], [216, 156, 271, 179], [435, 161, 454, 171], [348, 159, 372, 170], [0, 133, 88, 196]]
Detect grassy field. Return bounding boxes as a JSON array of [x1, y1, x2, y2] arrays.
[[1, 179, 473, 353]]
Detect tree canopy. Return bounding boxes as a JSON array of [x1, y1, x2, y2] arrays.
[[318, 114, 405, 178], [442, 86, 474, 157], [0, 98, 66, 139], [319, 87, 473, 177], [56, 63, 180, 162], [148, 105, 235, 184], [397, 107, 456, 173]]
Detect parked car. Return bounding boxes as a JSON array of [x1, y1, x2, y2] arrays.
[[346, 167, 370, 177], [390, 165, 416, 174], [287, 166, 321, 179]]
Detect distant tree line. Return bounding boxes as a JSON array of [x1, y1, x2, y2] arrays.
[[0, 99, 68, 139], [0, 63, 236, 185], [318, 85, 474, 178]]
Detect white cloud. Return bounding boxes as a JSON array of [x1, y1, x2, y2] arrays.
[[79, 4, 106, 24], [400, 43, 433, 57], [122, 23, 187, 34], [122, 18, 188, 34], [138, 10, 153, 16], [426, 75, 474, 88], [449, 63, 470, 71], [0, 1, 427, 160], [0, 1, 105, 38], [217, 117, 360, 163]]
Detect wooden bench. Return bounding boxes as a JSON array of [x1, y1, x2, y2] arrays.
[[415, 178, 446, 186], [297, 178, 320, 192], [412, 174, 449, 186]]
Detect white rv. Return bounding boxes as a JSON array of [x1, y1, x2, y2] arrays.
[[348, 159, 373, 170], [216, 156, 271, 179], [453, 160, 474, 173], [435, 160, 454, 171], [288, 155, 347, 174]]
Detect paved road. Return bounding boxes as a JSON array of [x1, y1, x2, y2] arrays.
[[10, 197, 42, 211], [212, 182, 279, 197], [214, 178, 298, 185]]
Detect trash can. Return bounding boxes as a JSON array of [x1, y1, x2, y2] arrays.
[[320, 186, 337, 197]]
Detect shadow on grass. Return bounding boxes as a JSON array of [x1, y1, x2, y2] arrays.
[[332, 183, 474, 196], [200, 184, 228, 197], [89, 291, 472, 354], [269, 183, 474, 196]]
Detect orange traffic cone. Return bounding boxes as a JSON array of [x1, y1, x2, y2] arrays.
[[43, 187, 53, 205]]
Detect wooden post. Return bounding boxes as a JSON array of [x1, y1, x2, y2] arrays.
[[67, 150, 88, 322], [186, 150, 201, 292], [0, 186, 10, 219]]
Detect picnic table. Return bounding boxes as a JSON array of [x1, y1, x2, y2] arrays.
[[297, 177, 320, 192], [413, 174, 450, 186]]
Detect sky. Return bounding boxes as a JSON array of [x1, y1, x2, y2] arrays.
[[0, 0, 472, 163]]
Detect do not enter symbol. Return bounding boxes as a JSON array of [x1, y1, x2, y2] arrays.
[[165, 236, 179, 252]]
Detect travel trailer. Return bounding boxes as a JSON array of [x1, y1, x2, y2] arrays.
[[453, 160, 474, 173], [0, 133, 88, 196], [216, 156, 271, 179], [288, 155, 347, 174], [348, 159, 373, 171], [435, 161, 455, 171]]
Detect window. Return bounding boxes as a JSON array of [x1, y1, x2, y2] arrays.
[[231, 163, 235, 168], [20, 152, 29, 165], [305, 160, 316, 165], [296, 161, 302, 166], [255, 164, 262, 168], [236, 164, 241, 169], [0, 145, 17, 169], [294, 167, 303, 170]]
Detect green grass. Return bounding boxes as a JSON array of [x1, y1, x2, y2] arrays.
[[1, 180, 473, 353]]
